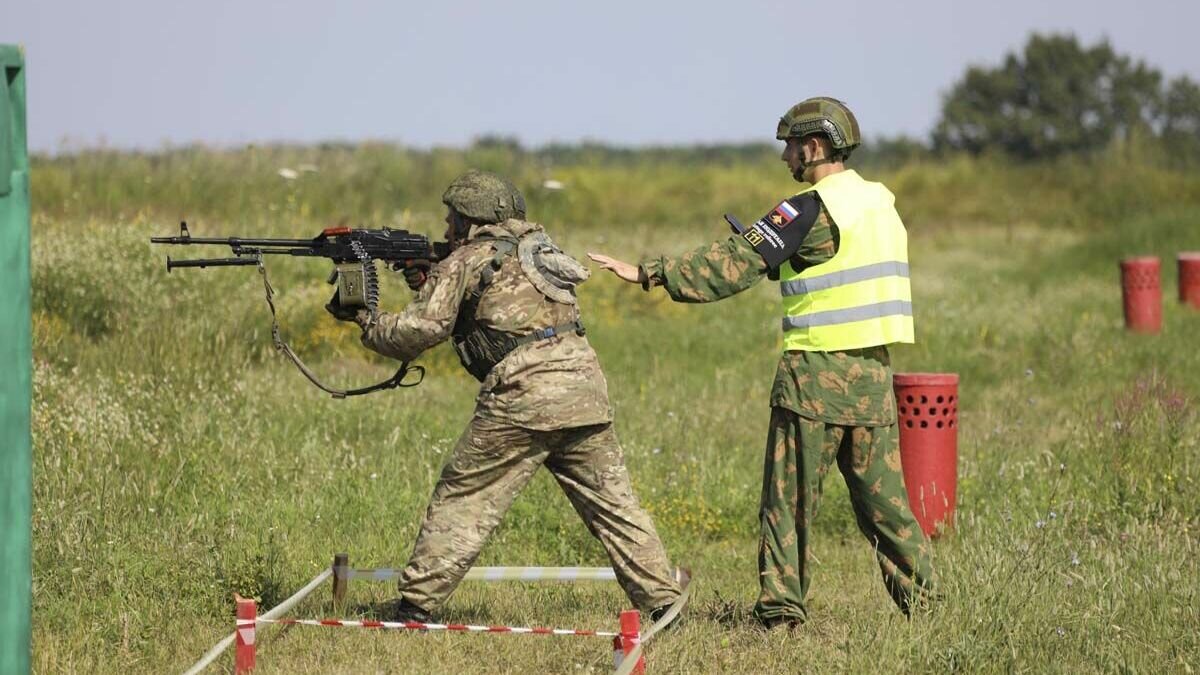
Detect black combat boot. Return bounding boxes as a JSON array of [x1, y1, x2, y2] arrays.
[[649, 604, 683, 631], [376, 597, 433, 623], [757, 614, 804, 631]]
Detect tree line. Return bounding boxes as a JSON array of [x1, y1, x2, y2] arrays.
[[466, 33, 1199, 168], [934, 33, 1200, 162]]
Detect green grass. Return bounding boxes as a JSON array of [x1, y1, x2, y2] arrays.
[[30, 147, 1200, 673]]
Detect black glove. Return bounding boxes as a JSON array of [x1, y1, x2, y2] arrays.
[[403, 260, 431, 291], [325, 289, 361, 322]]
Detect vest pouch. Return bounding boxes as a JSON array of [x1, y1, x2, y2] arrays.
[[454, 329, 519, 381], [517, 231, 589, 304]]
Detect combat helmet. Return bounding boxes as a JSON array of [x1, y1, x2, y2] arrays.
[[776, 97, 861, 159], [442, 170, 527, 224]]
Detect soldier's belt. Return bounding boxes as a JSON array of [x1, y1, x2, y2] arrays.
[[454, 320, 586, 381], [514, 320, 585, 347]]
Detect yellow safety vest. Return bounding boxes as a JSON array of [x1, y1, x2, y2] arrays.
[[780, 170, 915, 351]]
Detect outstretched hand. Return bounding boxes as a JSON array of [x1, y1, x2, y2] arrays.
[[587, 253, 640, 284]]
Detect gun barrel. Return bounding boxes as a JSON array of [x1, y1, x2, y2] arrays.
[[166, 257, 261, 271], [151, 236, 316, 246]]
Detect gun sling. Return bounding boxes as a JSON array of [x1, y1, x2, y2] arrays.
[[256, 260, 425, 399]]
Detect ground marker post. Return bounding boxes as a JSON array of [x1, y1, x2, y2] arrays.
[[1120, 256, 1163, 333], [235, 595, 257, 674], [332, 552, 349, 610], [1179, 253, 1200, 309], [614, 610, 644, 674], [895, 373, 959, 537]]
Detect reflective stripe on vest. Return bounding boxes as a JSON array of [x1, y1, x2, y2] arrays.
[[782, 300, 913, 331], [780, 261, 910, 297], [779, 170, 915, 351]]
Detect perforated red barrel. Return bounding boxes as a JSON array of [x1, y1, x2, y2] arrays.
[[1120, 257, 1162, 333], [1179, 253, 1200, 309], [894, 373, 958, 537]]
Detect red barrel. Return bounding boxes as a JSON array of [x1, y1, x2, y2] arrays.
[[894, 373, 958, 538], [1120, 257, 1162, 333], [1180, 253, 1200, 309]]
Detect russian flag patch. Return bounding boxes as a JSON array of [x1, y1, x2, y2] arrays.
[[767, 200, 801, 230]]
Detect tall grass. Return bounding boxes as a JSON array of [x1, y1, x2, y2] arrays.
[[30, 146, 1200, 673]]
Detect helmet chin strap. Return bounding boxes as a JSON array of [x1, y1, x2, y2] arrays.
[[449, 226, 471, 251], [793, 157, 835, 182], [447, 213, 473, 250]]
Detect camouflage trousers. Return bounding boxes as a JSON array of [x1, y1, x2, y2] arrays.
[[397, 415, 682, 612], [754, 407, 934, 623]]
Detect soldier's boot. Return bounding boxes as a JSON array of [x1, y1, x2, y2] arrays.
[[758, 614, 804, 632], [376, 597, 434, 623], [649, 604, 683, 632], [646, 566, 692, 631]]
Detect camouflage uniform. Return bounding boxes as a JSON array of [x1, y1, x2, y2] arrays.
[[639, 208, 933, 624], [356, 218, 681, 613]]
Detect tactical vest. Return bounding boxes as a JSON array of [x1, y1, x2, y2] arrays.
[[779, 170, 915, 351], [452, 234, 584, 381]]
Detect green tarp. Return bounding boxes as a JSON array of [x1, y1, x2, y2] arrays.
[[0, 43, 31, 675]]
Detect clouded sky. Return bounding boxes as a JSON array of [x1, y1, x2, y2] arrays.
[[6, 0, 1199, 153]]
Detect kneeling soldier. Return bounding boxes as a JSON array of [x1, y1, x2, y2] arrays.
[[327, 170, 682, 622]]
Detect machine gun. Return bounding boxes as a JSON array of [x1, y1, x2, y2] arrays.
[[150, 222, 451, 398], [152, 221, 450, 310]]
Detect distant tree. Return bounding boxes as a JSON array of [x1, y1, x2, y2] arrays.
[[933, 33, 1199, 159], [470, 134, 524, 153], [1162, 77, 1200, 162], [855, 135, 931, 169]]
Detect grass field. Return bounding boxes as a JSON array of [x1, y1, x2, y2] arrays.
[[30, 146, 1200, 673]]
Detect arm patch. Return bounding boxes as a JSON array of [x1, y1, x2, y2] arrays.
[[735, 193, 820, 270]]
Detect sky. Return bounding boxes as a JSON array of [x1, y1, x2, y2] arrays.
[[5, 0, 1200, 153]]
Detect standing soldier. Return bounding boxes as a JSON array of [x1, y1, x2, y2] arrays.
[[326, 170, 682, 622], [589, 97, 933, 627]]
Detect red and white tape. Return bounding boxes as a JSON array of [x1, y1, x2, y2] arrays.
[[242, 617, 620, 638], [339, 566, 619, 582], [190, 560, 685, 674]]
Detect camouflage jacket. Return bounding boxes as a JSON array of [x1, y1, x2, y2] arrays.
[[357, 219, 613, 431], [639, 206, 897, 427]]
